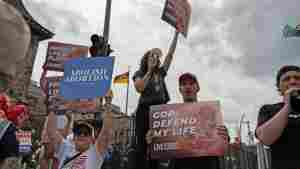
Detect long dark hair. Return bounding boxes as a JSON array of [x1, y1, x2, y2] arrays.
[[139, 49, 161, 75]]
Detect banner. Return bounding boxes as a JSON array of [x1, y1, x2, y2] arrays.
[[161, 0, 191, 37], [60, 57, 115, 99], [149, 101, 227, 159], [44, 42, 89, 71], [47, 76, 98, 113], [16, 131, 32, 154]]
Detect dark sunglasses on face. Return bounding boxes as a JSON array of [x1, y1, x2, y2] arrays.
[[73, 125, 93, 137]]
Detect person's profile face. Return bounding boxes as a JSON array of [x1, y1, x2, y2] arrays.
[[279, 71, 300, 94]]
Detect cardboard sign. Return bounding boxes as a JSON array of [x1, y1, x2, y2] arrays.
[[60, 57, 115, 99], [149, 101, 227, 159], [47, 76, 98, 113], [162, 0, 191, 37], [44, 42, 89, 71]]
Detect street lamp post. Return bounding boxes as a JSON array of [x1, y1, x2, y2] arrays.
[[103, 0, 112, 44], [90, 0, 113, 57]]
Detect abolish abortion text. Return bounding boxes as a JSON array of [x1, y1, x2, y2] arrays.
[[65, 68, 109, 82]]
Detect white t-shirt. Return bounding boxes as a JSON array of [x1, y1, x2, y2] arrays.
[[56, 139, 104, 169]]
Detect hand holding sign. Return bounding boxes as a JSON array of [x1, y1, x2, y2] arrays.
[[216, 125, 230, 143], [146, 129, 155, 144]]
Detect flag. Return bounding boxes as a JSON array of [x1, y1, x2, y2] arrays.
[[282, 18, 300, 38], [113, 72, 129, 84]]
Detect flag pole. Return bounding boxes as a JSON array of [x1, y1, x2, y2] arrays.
[[125, 67, 130, 115]]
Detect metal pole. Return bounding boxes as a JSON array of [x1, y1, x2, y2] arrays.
[[239, 113, 246, 169], [239, 113, 245, 143], [103, 0, 112, 44], [125, 69, 130, 115]]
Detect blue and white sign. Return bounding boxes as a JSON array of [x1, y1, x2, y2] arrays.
[[60, 57, 115, 99]]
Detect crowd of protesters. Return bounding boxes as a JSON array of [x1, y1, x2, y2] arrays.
[[1, 1, 300, 169]]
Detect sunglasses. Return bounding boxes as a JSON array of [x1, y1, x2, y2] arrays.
[[73, 125, 93, 137]]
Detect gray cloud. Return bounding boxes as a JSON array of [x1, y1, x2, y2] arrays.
[[23, 0, 89, 35], [26, 0, 300, 128], [220, 0, 300, 78]]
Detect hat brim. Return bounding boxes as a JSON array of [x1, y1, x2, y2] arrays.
[[179, 74, 197, 83]]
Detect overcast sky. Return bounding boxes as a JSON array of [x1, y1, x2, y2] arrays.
[[23, 0, 300, 137]]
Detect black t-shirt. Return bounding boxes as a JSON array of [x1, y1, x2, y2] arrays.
[[0, 123, 18, 160], [172, 156, 220, 169], [133, 66, 170, 106], [257, 102, 300, 169]]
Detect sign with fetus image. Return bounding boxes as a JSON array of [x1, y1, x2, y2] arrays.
[[149, 101, 227, 159]]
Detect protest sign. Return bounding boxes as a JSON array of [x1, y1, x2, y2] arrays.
[[47, 76, 98, 113], [16, 131, 32, 154], [60, 57, 115, 99], [44, 42, 89, 71], [161, 0, 191, 37], [149, 101, 227, 159]]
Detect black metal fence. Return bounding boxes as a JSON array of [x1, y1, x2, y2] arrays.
[[220, 145, 259, 169]]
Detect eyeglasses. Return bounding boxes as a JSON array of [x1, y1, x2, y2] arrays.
[[73, 126, 93, 137]]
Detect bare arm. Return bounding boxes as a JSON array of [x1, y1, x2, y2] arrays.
[[95, 108, 114, 157], [255, 104, 289, 145], [255, 88, 298, 145], [162, 30, 179, 72], [46, 111, 64, 146], [61, 113, 72, 138]]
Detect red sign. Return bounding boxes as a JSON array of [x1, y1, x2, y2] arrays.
[[149, 101, 227, 159], [162, 0, 191, 37], [44, 42, 89, 71]]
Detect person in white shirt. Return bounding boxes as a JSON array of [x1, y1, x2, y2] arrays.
[[46, 107, 114, 169]]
